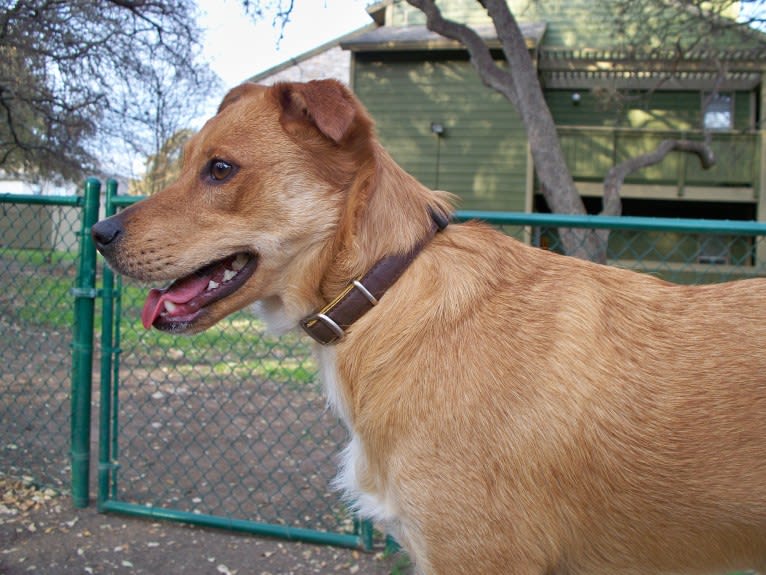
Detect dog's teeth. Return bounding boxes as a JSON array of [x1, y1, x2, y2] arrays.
[[164, 301, 177, 313], [207, 280, 220, 291], [231, 254, 248, 271], [223, 269, 237, 282]]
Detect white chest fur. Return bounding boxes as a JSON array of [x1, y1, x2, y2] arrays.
[[254, 301, 399, 526], [316, 346, 398, 526]]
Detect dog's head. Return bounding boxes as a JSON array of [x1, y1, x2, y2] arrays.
[[92, 80, 377, 333]]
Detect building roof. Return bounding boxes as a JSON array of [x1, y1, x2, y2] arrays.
[[341, 21, 547, 52], [247, 1, 391, 84], [539, 47, 766, 90], [340, 17, 763, 91]]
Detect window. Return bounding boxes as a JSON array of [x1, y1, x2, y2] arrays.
[[697, 235, 731, 265], [703, 92, 733, 131]]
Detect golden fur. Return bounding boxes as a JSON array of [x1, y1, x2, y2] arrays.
[[92, 80, 766, 575]]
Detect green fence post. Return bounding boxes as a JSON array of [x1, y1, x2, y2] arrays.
[[361, 519, 374, 551], [97, 179, 119, 510], [70, 177, 101, 508]]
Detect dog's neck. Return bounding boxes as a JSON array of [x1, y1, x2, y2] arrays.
[[319, 144, 452, 299], [304, 144, 452, 344], [302, 208, 448, 345]]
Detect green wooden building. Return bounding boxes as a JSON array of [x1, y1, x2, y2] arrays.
[[342, 0, 766, 229]]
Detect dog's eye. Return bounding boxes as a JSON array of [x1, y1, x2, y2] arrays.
[[208, 159, 234, 182]]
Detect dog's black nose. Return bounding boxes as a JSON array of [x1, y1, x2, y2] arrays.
[[91, 217, 123, 252]]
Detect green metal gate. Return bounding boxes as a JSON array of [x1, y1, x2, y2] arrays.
[[93, 185, 766, 549]]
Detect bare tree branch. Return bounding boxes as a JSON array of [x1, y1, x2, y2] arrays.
[[406, 0, 519, 107], [602, 140, 716, 217], [240, 0, 296, 45], [0, 0, 220, 183], [407, 0, 595, 259]]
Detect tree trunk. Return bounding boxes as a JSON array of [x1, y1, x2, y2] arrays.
[[407, 0, 598, 259], [407, 0, 716, 263]]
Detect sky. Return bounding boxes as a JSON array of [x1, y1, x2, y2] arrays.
[[198, 0, 373, 88]]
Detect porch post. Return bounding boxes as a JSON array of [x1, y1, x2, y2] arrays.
[[758, 70, 766, 266]]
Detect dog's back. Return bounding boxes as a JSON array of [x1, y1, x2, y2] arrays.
[[340, 221, 766, 574]]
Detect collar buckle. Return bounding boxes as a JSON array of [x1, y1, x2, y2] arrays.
[[301, 313, 346, 345]]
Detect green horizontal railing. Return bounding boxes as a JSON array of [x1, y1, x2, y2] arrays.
[[99, 500, 369, 549], [0, 193, 84, 207], [455, 210, 766, 235], [95, 194, 766, 235]]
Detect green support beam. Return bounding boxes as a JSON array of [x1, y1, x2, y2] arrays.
[[70, 177, 100, 508]]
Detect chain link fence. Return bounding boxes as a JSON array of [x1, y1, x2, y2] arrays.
[[2, 184, 766, 550], [0, 193, 84, 490], [102, 282, 359, 541]]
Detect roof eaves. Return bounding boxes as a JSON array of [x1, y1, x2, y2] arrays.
[[341, 22, 546, 53], [539, 47, 766, 73], [248, 22, 379, 83]]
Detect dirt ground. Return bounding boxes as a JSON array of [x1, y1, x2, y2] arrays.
[[0, 476, 410, 575]]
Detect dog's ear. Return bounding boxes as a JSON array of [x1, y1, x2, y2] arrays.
[[275, 80, 356, 144], [217, 83, 264, 114]]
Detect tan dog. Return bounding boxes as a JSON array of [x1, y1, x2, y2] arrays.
[[92, 80, 766, 575]]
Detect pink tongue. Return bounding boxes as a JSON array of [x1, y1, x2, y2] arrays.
[[141, 273, 213, 329]]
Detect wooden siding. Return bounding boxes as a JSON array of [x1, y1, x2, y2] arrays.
[[353, 56, 529, 211], [390, 0, 492, 29], [389, 0, 629, 48]]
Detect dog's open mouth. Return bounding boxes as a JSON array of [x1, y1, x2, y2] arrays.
[[141, 252, 258, 330]]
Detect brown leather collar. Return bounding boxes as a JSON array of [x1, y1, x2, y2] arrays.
[[300, 208, 449, 345]]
